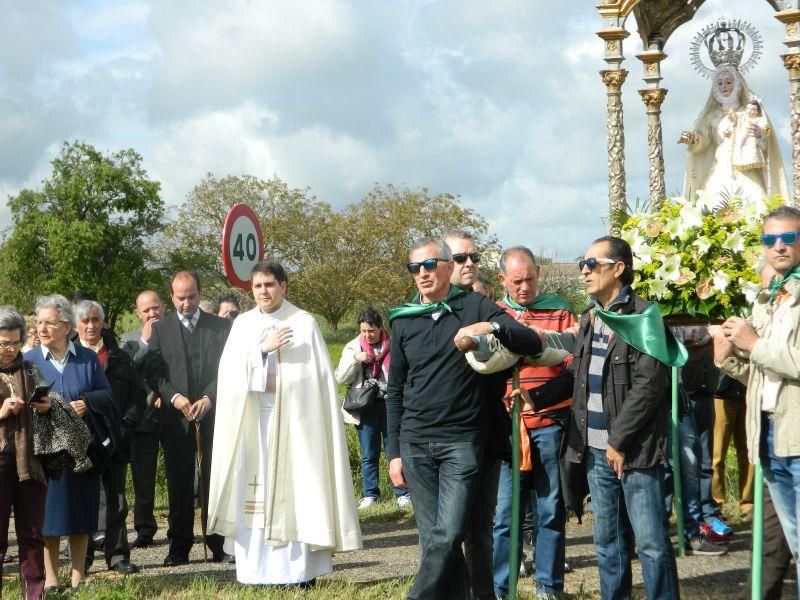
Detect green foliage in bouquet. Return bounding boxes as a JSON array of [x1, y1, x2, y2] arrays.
[[620, 193, 782, 320]]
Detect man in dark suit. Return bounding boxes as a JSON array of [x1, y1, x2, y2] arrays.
[[146, 272, 232, 566], [120, 290, 165, 549]]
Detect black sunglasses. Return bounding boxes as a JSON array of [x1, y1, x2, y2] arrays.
[[577, 257, 617, 271], [452, 252, 481, 264], [761, 230, 799, 248], [407, 257, 450, 274]]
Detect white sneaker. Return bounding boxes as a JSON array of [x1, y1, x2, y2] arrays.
[[358, 497, 376, 510], [397, 495, 412, 509]]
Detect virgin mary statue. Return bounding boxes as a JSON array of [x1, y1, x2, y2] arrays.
[[680, 20, 788, 207]]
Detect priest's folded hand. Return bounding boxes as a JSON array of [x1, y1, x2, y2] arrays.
[[173, 395, 192, 419], [188, 396, 211, 421]]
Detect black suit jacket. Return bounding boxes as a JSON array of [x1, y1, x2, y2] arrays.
[[145, 311, 231, 430]]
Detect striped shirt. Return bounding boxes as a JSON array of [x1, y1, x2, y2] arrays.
[[587, 316, 610, 449]]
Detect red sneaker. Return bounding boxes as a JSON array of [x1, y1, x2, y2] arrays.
[[699, 523, 730, 543]]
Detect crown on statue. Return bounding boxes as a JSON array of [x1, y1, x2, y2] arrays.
[[690, 17, 763, 79], [707, 18, 745, 67]]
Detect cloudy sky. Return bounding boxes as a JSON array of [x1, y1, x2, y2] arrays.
[[0, 0, 791, 258]]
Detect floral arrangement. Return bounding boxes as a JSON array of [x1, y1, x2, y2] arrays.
[[620, 192, 781, 321]]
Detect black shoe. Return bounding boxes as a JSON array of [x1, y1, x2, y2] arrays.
[[211, 552, 235, 564], [91, 536, 105, 552], [163, 553, 189, 567], [131, 535, 153, 549], [110, 559, 140, 574], [43, 586, 61, 598]]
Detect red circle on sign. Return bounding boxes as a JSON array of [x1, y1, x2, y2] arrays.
[[221, 203, 264, 291]]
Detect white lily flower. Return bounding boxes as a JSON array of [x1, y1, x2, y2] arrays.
[[739, 278, 762, 304], [712, 270, 731, 292], [722, 230, 745, 253], [695, 189, 715, 212], [649, 278, 669, 299], [679, 204, 704, 229], [663, 218, 681, 240], [692, 236, 712, 254], [656, 254, 682, 282]]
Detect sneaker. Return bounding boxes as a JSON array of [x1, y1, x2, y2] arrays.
[[707, 517, 733, 537], [687, 534, 728, 556], [397, 495, 412, 509], [699, 523, 730, 543], [519, 555, 534, 578], [358, 496, 377, 510]]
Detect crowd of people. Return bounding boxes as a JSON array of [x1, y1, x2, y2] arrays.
[[1, 207, 800, 600]]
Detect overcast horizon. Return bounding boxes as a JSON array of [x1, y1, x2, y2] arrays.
[[0, 0, 792, 259]]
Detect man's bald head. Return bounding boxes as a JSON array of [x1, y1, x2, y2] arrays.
[[135, 290, 165, 325]]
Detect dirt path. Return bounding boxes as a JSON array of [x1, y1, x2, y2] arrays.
[[3, 512, 796, 598]]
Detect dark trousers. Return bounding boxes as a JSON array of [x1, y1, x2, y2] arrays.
[[0, 454, 46, 600], [745, 485, 793, 600], [100, 460, 132, 567], [402, 441, 483, 600], [160, 417, 222, 558], [130, 428, 159, 539], [464, 454, 500, 600]]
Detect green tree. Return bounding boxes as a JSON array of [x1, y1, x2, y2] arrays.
[[0, 141, 164, 328], [159, 176, 496, 330]]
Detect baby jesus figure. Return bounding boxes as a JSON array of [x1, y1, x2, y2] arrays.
[[733, 97, 769, 172]]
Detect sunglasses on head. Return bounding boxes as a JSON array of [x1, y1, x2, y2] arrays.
[[577, 257, 617, 271], [761, 230, 799, 248], [452, 252, 481, 264], [407, 257, 450, 274]]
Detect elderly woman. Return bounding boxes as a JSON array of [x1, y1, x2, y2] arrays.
[[335, 308, 410, 510], [0, 306, 51, 600], [24, 295, 113, 593]]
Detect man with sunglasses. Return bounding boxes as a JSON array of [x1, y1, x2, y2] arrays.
[[565, 236, 680, 600], [713, 205, 800, 587], [386, 236, 543, 600], [445, 230, 497, 600]]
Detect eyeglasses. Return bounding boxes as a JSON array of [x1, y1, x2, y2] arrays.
[[578, 257, 617, 271], [452, 252, 481, 264], [407, 257, 450, 274], [761, 230, 799, 248], [36, 321, 67, 329], [0, 340, 22, 351]]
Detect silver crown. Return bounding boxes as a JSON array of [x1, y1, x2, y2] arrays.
[[689, 17, 763, 78]]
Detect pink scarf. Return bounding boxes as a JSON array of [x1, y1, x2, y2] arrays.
[[359, 329, 390, 379]]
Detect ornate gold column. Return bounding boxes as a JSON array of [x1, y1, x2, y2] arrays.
[[636, 48, 668, 208], [777, 9, 800, 206], [598, 26, 630, 230]]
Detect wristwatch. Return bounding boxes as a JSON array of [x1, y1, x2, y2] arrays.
[[490, 321, 501, 334]]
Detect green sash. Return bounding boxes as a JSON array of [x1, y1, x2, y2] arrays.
[[501, 293, 572, 313], [768, 263, 800, 305], [594, 303, 688, 367], [388, 285, 467, 322]]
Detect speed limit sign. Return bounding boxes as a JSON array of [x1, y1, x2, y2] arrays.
[[221, 203, 264, 290]]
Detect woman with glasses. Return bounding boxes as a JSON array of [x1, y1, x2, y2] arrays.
[[0, 306, 51, 600], [24, 295, 113, 594], [335, 308, 411, 510]]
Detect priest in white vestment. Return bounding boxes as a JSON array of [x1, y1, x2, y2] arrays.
[[208, 260, 362, 585]]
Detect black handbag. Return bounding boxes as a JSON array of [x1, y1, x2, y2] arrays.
[[343, 380, 378, 413]]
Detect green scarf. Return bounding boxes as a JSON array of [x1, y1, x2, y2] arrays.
[[594, 302, 688, 367], [388, 285, 467, 322], [501, 292, 572, 313], [768, 263, 800, 305]]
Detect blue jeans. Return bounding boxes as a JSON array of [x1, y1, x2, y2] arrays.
[[356, 402, 406, 499], [401, 441, 483, 600], [464, 454, 500, 600], [493, 425, 565, 598], [586, 448, 679, 600], [760, 416, 800, 591]]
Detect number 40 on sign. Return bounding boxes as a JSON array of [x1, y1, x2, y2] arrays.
[[221, 203, 265, 291]]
